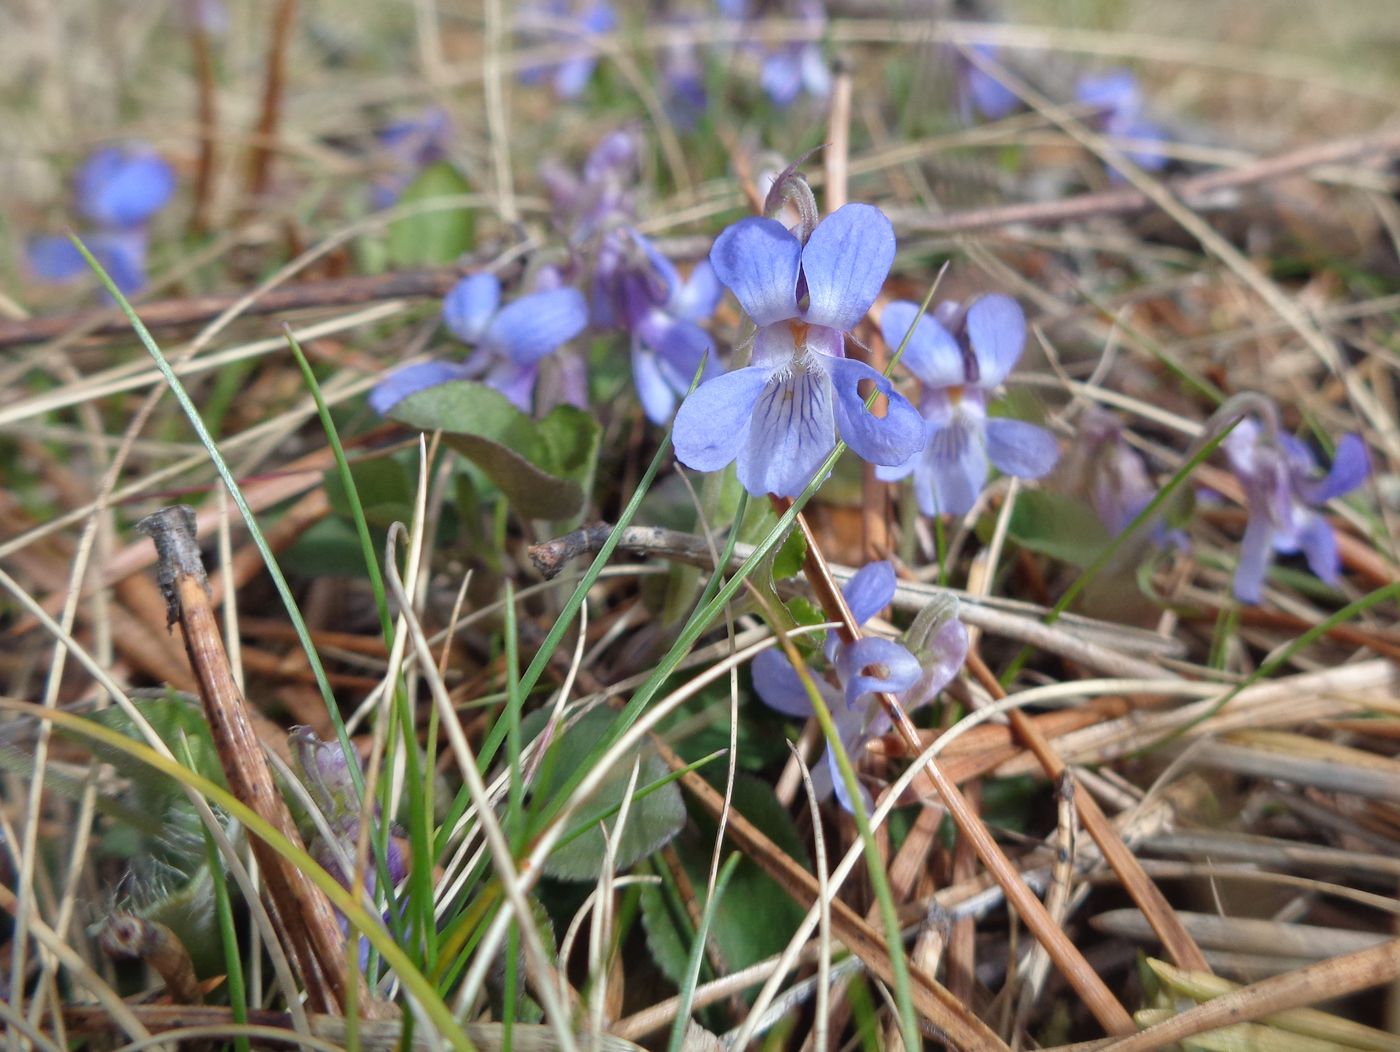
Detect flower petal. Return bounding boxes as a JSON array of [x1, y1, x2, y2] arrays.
[[919, 414, 989, 517], [484, 287, 588, 365], [76, 146, 177, 228], [673, 260, 724, 322], [903, 618, 969, 711], [752, 649, 815, 718], [484, 359, 538, 413], [1232, 511, 1274, 604], [799, 44, 831, 98], [26, 236, 88, 283], [760, 49, 803, 107], [442, 273, 501, 344], [710, 216, 801, 326], [825, 706, 872, 815], [672, 365, 770, 472], [1302, 433, 1369, 505], [880, 300, 964, 389], [965, 294, 1026, 387], [1299, 513, 1340, 585], [827, 356, 925, 468], [842, 561, 896, 626], [985, 417, 1059, 479], [631, 344, 676, 425], [368, 360, 472, 415], [799, 203, 895, 331], [837, 637, 922, 709], [737, 365, 836, 497], [639, 313, 717, 388]]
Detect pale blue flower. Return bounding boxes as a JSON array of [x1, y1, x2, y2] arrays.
[[370, 272, 588, 415], [1224, 415, 1368, 603], [1075, 69, 1168, 175], [673, 203, 924, 497], [754, 561, 968, 812], [877, 295, 1059, 517]]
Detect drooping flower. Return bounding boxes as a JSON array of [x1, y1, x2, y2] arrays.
[[369, 271, 588, 416], [955, 43, 1020, 122], [518, 0, 616, 100], [877, 295, 1058, 517], [1223, 414, 1368, 604], [370, 107, 453, 209], [27, 144, 177, 296], [1074, 69, 1168, 175], [753, 561, 968, 812], [673, 203, 924, 497]]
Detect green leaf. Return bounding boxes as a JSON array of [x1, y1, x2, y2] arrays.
[[324, 455, 415, 529], [1006, 489, 1115, 568], [386, 162, 474, 267], [389, 381, 601, 519], [771, 523, 807, 581], [638, 880, 690, 988], [532, 709, 687, 881]]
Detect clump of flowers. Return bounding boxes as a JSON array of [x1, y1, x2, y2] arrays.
[[369, 270, 588, 416], [1222, 405, 1368, 603], [673, 179, 924, 497], [1074, 69, 1168, 176], [518, 0, 616, 100], [544, 129, 723, 423], [877, 295, 1059, 517], [754, 561, 968, 812], [369, 107, 453, 209], [290, 729, 407, 971], [28, 143, 177, 296]]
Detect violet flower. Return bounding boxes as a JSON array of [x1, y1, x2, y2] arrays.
[[370, 107, 452, 209], [753, 561, 968, 812], [541, 128, 639, 245], [673, 203, 924, 497], [597, 231, 724, 423], [1074, 69, 1168, 175], [956, 43, 1019, 122], [1223, 415, 1368, 604], [877, 295, 1059, 517], [757, 1, 830, 108], [290, 729, 408, 972], [27, 144, 176, 296], [662, 30, 708, 131], [369, 272, 588, 416], [518, 0, 616, 100]]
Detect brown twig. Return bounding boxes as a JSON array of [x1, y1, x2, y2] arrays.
[[1099, 937, 1400, 1052], [97, 913, 204, 1005], [245, 0, 297, 199], [772, 496, 1137, 1037], [891, 125, 1400, 236], [134, 505, 368, 1017], [964, 648, 1212, 974], [648, 735, 1008, 1050], [0, 267, 469, 349], [185, 0, 219, 235]]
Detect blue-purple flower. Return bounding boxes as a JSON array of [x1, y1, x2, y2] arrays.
[[956, 43, 1019, 122], [1223, 415, 1368, 604], [370, 107, 453, 209], [673, 203, 924, 497], [518, 0, 616, 100], [876, 295, 1059, 517], [598, 231, 724, 423], [541, 128, 639, 245], [1074, 69, 1168, 175], [662, 30, 708, 131], [369, 272, 588, 416], [27, 144, 176, 296], [753, 561, 968, 812], [757, 1, 830, 108]]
